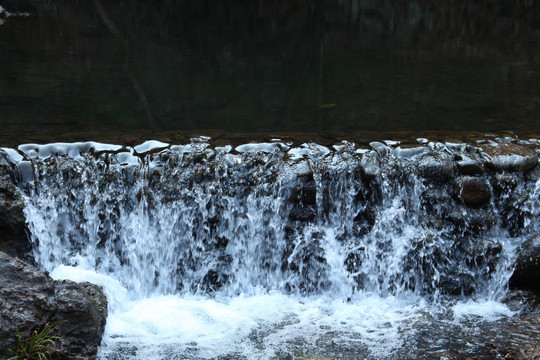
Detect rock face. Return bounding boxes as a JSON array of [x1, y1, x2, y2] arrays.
[[511, 235, 540, 296], [0, 162, 31, 261], [0, 251, 107, 360]]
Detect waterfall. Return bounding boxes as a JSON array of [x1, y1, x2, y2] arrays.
[[2, 137, 537, 359]]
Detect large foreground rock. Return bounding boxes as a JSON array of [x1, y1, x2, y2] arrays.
[[0, 251, 107, 359]]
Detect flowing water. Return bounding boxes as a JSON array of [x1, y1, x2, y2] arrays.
[[3, 137, 539, 359]]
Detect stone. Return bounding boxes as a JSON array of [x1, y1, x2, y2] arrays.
[[455, 176, 492, 207], [0, 162, 32, 261], [0, 251, 107, 359], [480, 143, 538, 172], [510, 234, 540, 296], [417, 152, 454, 181], [456, 154, 485, 175]]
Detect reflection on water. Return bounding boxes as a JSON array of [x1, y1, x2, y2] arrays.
[[0, 0, 539, 145]]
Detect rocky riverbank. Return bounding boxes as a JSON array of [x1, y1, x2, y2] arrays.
[[0, 251, 107, 359]]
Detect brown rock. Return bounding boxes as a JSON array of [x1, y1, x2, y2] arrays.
[[455, 176, 492, 207], [480, 143, 538, 172]]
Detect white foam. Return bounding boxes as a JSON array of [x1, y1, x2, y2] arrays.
[[43, 267, 521, 360], [134, 140, 169, 154], [50, 265, 129, 311], [235, 142, 285, 153], [452, 300, 515, 321], [92, 290, 433, 359]]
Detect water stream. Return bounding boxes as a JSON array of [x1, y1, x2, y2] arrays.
[[3, 137, 539, 359]]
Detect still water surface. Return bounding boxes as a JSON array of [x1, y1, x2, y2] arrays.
[[0, 1, 539, 145]]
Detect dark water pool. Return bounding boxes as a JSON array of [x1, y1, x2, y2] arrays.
[[0, 0, 539, 146]]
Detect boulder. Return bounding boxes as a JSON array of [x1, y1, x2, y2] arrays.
[[454, 176, 492, 207], [0, 162, 32, 261], [510, 235, 540, 296], [481, 143, 538, 172], [0, 251, 107, 359]]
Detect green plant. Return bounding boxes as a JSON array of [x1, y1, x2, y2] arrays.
[[8, 322, 63, 360]]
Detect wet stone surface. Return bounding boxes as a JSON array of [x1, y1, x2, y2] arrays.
[[455, 176, 492, 207]]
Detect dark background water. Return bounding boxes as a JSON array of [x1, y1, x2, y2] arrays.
[[0, 0, 539, 146]]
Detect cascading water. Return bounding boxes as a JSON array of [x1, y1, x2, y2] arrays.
[[2, 137, 539, 359]]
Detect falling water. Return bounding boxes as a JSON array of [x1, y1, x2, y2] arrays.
[[2, 137, 538, 359]]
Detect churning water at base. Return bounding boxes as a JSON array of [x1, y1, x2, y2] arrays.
[[3, 137, 539, 359]]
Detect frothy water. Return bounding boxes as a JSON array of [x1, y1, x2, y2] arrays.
[[3, 137, 538, 359]]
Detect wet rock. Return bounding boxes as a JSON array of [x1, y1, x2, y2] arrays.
[[200, 269, 229, 293], [421, 187, 451, 211], [503, 290, 539, 312], [447, 208, 496, 236], [0, 162, 31, 261], [438, 270, 476, 296], [511, 234, 540, 295], [417, 152, 454, 181], [288, 174, 317, 222], [491, 173, 519, 194], [0, 251, 107, 359], [454, 176, 492, 207], [359, 151, 380, 179], [525, 167, 540, 182], [481, 143, 538, 172], [352, 206, 376, 237], [456, 153, 485, 175], [289, 205, 316, 222]]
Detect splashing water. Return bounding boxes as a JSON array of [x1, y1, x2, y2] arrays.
[[3, 137, 538, 359]]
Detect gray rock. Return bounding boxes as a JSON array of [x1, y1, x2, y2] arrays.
[[481, 143, 538, 172], [0, 162, 31, 261], [0, 251, 107, 359], [417, 152, 454, 181], [455, 176, 492, 207], [511, 235, 540, 296]]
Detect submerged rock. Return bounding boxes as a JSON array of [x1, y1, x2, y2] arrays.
[[0, 251, 107, 359]]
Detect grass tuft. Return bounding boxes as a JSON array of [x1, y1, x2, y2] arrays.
[[8, 322, 63, 360]]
